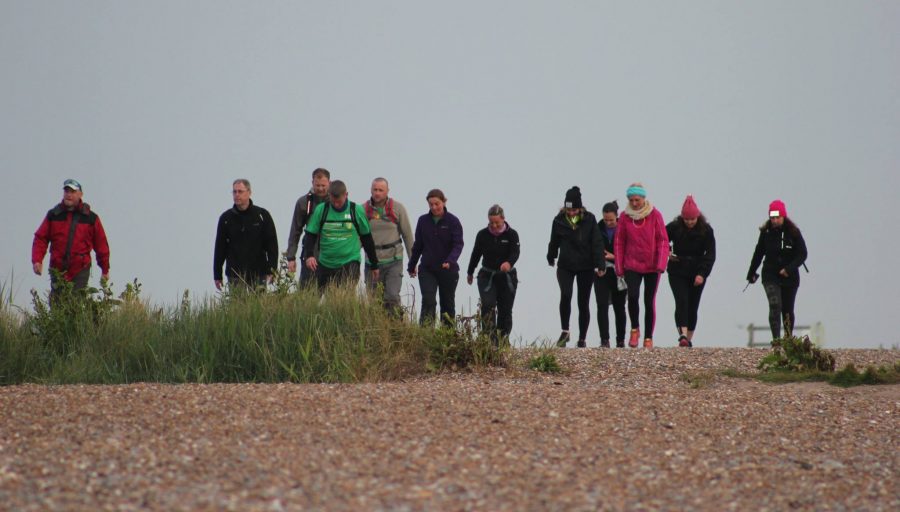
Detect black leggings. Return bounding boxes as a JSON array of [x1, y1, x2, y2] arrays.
[[763, 281, 799, 339], [594, 271, 627, 342], [557, 268, 594, 341], [668, 273, 706, 332], [624, 271, 661, 339]]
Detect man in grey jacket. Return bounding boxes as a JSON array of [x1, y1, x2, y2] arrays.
[[363, 177, 414, 312], [286, 168, 330, 285]]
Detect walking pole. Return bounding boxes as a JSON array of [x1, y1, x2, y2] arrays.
[[743, 273, 759, 293]]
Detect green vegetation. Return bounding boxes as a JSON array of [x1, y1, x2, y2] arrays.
[[758, 335, 835, 373], [0, 274, 505, 385], [527, 348, 562, 374], [425, 317, 504, 371], [718, 335, 900, 387], [829, 362, 900, 387]]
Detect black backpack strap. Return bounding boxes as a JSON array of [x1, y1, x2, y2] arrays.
[[317, 202, 331, 236], [317, 202, 363, 239], [349, 201, 362, 235], [305, 191, 314, 215]]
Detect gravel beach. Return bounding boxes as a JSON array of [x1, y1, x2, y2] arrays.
[[1, 348, 897, 511]]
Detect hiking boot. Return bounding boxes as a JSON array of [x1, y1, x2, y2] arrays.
[[678, 335, 690, 347], [576, 339, 587, 348], [556, 331, 570, 347], [643, 338, 653, 349], [600, 339, 610, 348], [628, 329, 640, 348], [615, 340, 625, 348]]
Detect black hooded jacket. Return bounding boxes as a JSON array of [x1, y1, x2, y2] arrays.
[[666, 220, 716, 278], [547, 210, 604, 272], [747, 221, 807, 286]]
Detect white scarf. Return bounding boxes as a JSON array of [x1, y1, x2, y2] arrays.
[[625, 200, 653, 221]]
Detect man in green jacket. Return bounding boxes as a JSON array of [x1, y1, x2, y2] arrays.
[[304, 180, 379, 289]]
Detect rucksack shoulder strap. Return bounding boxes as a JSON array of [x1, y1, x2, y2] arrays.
[[316, 202, 331, 234], [305, 191, 315, 215], [349, 201, 362, 235], [385, 198, 397, 223], [317, 202, 363, 236]]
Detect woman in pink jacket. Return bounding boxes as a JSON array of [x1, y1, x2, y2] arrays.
[[614, 183, 670, 348]]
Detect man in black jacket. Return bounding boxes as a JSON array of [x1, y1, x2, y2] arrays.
[[214, 179, 279, 290]]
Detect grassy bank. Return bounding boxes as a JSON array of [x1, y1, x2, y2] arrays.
[[0, 280, 501, 385]]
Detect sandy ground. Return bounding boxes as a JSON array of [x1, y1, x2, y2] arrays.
[[1, 348, 897, 511]]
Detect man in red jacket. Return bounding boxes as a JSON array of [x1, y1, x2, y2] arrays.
[[32, 179, 110, 298]]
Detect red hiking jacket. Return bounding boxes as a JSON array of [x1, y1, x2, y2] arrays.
[[32, 201, 110, 280]]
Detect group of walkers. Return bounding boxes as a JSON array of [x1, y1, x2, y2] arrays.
[[207, 169, 519, 342], [547, 182, 807, 348], [31, 174, 808, 347]]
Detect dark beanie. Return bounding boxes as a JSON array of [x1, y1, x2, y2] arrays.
[[564, 186, 583, 209]]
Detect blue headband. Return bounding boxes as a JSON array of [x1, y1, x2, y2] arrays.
[[626, 186, 646, 198]]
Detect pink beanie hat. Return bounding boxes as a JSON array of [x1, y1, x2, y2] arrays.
[[681, 195, 700, 218], [769, 199, 787, 218]]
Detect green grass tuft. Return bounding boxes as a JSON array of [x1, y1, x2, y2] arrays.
[[0, 274, 503, 385], [829, 363, 900, 387], [527, 349, 561, 374], [719, 354, 900, 388]]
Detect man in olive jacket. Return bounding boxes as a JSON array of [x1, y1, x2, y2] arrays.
[[363, 177, 414, 312], [285, 167, 330, 285]]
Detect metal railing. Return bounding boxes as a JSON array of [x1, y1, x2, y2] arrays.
[[746, 322, 824, 348]]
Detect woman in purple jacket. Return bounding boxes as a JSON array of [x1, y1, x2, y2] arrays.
[[408, 189, 464, 327]]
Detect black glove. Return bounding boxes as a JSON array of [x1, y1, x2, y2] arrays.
[[547, 256, 555, 267], [747, 272, 759, 284]]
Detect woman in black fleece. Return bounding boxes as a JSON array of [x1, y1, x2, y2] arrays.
[[595, 200, 627, 348], [547, 186, 605, 348], [466, 204, 520, 344], [666, 195, 716, 347]]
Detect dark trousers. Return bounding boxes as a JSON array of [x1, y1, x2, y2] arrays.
[[50, 267, 90, 305], [419, 268, 458, 327], [316, 262, 360, 290], [557, 268, 594, 341], [595, 271, 627, 343], [299, 264, 316, 287], [763, 281, 799, 339], [476, 269, 518, 342], [624, 271, 661, 338], [668, 273, 706, 332], [227, 271, 267, 291]]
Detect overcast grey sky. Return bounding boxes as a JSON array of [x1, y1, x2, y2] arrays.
[[3, 1, 898, 348]]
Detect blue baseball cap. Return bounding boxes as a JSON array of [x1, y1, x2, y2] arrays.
[[63, 179, 82, 191]]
